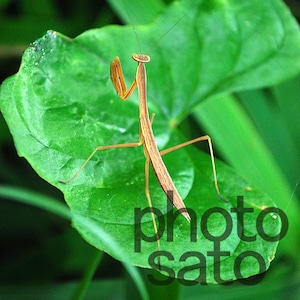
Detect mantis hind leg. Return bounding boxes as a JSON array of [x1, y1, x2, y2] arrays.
[[144, 149, 162, 268], [160, 135, 226, 202]]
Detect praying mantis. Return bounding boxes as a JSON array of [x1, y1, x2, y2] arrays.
[[111, 52, 225, 252], [61, 9, 225, 255], [61, 51, 224, 254]]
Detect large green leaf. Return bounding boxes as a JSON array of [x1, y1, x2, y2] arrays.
[[1, 0, 298, 283]]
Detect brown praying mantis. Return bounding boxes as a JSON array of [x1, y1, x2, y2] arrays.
[[61, 51, 224, 255]]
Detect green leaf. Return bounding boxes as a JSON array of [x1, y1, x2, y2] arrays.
[[1, 0, 298, 283], [107, 0, 166, 24]]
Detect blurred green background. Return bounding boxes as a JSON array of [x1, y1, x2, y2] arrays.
[[0, 0, 300, 299]]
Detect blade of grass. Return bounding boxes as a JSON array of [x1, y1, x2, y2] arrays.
[[72, 250, 104, 300], [274, 76, 300, 157], [237, 89, 300, 185]]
